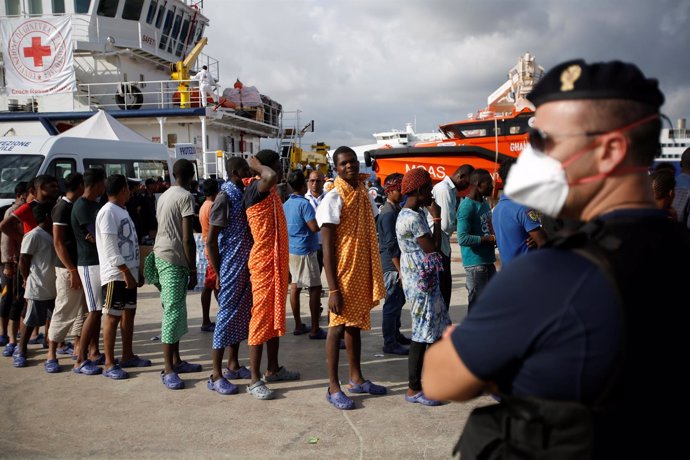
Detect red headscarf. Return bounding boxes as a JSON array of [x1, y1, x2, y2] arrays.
[[401, 168, 431, 195]]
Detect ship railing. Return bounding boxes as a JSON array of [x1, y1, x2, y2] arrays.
[[75, 79, 282, 127]]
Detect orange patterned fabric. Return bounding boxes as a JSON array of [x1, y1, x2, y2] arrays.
[[330, 177, 386, 330], [245, 181, 289, 345]]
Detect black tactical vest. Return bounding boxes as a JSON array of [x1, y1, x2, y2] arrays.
[[456, 213, 690, 460]]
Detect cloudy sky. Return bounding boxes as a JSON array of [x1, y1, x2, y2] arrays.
[[202, 0, 690, 150]]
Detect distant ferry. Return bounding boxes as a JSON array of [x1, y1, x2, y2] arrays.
[[334, 123, 445, 174], [657, 118, 689, 170]]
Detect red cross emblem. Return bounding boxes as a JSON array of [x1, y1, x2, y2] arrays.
[[23, 36, 52, 67]]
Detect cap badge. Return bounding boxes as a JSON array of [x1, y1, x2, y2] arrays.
[[560, 64, 582, 92]]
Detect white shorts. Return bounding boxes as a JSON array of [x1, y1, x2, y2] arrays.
[[78, 265, 103, 313], [289, 252, 322, 289]]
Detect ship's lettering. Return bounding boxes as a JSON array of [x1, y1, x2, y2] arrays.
[[510, 142, 527, 152], [404, 164, 447, 179], [142, 35, 155, 47]]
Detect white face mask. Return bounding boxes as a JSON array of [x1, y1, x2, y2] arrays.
[[504, 144, 570, 217]]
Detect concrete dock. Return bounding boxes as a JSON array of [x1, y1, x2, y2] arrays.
[[0, 256, 491, 459]]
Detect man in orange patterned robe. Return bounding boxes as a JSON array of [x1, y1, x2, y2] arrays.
[[243, 150, 300, 400], [317, 146, 387, 410]]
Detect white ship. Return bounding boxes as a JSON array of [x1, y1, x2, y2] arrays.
[[658, 118, 689, 168], [0, 0, 299, 180], [338, 122, 445, 174]]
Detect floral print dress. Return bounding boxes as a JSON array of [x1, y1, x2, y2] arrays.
[[395, 208, 451, 344]]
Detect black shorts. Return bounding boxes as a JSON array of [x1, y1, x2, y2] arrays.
[[25, 299, 55, 328], [102, 281, 137, 317]]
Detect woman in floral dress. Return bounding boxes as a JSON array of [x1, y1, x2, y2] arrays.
[[396, 167, 452, 406]]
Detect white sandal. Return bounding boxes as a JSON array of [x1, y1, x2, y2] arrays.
[[247, 381, 275, 400]]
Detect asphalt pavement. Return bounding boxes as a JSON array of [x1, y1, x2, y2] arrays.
[[0, 255, 492, 459]]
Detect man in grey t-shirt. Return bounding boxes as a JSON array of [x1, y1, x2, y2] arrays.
[[150, 159, 200, 390]]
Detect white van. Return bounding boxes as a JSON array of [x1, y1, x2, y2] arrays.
[[0, 136, 172, 207]]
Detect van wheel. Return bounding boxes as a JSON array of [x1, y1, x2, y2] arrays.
[[115, 84, 143, 110]]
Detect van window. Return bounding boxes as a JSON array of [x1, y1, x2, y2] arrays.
[[0, 154, 43, 199], [45, 158, 77, 193], [84, 158, 169, 182]]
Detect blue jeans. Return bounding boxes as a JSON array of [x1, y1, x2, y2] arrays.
[[465, 264, 496, 313], [382, 271, 405, 348]]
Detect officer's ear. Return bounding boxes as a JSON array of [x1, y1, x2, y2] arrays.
[[596, 131, 629, 175]]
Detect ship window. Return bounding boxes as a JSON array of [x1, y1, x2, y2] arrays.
[[97, 0, 118, 17], [509, 126, 521, 135], [122, 0, 144, 20], [145, 0, 156, 23], [154, 3, 165, 28], [28, 0, 42, 15], [176, 17, 190, 56], [4, 0, 20, 16], [159, 7, 175, 49], [167, 13, 182, 52], [74, 0, 90, 13], [52, 0, 66, 14], [193, 23, 204, 43], [461, 128, 487, 137]]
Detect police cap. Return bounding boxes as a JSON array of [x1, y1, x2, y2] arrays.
[[527, 59, 664, 109]]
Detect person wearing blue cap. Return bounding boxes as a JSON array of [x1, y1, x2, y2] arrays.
[[423, 59, 690, 458]]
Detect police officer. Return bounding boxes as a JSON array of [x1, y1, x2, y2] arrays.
[[422, 59, 690, 458]]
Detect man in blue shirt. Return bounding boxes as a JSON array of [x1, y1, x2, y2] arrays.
[[283, 170, 325, 339], [493, 158, 547, 268]]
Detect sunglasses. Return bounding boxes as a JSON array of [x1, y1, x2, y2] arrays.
[[527, 128, 605, 152]]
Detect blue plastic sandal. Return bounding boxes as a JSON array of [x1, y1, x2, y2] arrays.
[[405, 391, 443, 406], [207, 376, 238, 395], [326, 388, 355, 410], [222, 366, 251, 380], [308, 328, 328, 340], [103, 365, 129, 380], [27, 332, 44, 345], [348, 380, 387, 395], [56, 343, 74, 355], [161, 371, 185, 390], [12, 353, 27, 368], [3, 342, 17, 357], [44, 359, 61, 374], [173, 360, 202, 373], [72, 359, 102, 375], [119, 355, 152, 368]]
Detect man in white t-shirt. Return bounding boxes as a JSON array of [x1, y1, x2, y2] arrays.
[[96, 175, 151, 380], [14, 202, 57, 369]]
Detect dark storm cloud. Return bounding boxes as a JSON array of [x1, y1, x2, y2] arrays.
[[203, 0, 690, 148]]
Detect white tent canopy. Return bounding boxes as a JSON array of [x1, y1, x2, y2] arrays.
[[57, 109, 151, 143]]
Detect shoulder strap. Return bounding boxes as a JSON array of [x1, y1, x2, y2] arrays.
[[545, 219, 626, 413]]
